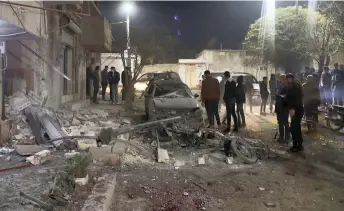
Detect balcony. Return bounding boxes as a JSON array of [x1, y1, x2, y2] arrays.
[[81, 15, 112, 52]]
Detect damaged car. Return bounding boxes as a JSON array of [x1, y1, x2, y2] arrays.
[[144, 80, 203, 141]]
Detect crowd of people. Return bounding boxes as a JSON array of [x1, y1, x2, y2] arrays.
[[86, 65, 130, 104], [201, 63, 344, 153]]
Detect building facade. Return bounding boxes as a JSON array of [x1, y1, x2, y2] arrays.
[[0, 1, 111, 109]]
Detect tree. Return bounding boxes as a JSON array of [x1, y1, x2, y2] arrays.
[[113, 23, 180, 110], [245, 6, 343, 73]]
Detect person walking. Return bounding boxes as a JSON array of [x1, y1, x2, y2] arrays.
[[223, 71, 238, 132], [269, 74, 278, 113], [275, 74, 290, 142], [121, 67, 129, 102], [260, 76, 269, 114], [109, 67, 120, 104], [201, 70, 221, 128], [92, 66, 100, 103], [332, 75, 344, 106], [236, 75, 246, 127], [101, 66, 109, 100], [286, 73, 304, 152], [219, 73, 227, 125]]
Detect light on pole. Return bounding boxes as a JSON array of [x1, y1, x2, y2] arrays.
[[121, 1, 135, 69]]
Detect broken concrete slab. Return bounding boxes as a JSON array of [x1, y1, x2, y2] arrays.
[[198, 155, 206, 165], [72, 118, 81, 125], [75, 174, 89, 186], [26, 150, 51, 165], [111, 141, 127, 154], [157, 148, 169, 163], [14, 145, 46, 156], [89, 147, 123, 166], [64, 151, 81, 159], [226, 157, 234, 164], [77, 139, 98, 150]]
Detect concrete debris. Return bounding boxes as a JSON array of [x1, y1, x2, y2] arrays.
[[259, 187, 265, 191], [112, 141, 128, 154], [89, 146, 123, 166], [122, 118, 130, 124], [225, 157, 234, 164], [157, 148, 169, 163], [174, 160, 186, 168], [5, 156, 11, 161], [0, 147, 15, 154], [264, 201, 277, 208], [75, 174, 89, 186], [26, 150, 51, 165], [71, 118, 81, 125], [64, 150, 81, 159], [14, 134, 24, 139], [76, 139, 98, 150], [14, 145, 46, 156], [198, 155, 206, 165], [183, 191, 189, 196]]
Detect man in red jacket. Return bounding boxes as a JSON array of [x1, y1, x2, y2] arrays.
[[201, 70, 221, 128]]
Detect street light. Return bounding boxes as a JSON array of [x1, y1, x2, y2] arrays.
[[120, 1, 135, 69]]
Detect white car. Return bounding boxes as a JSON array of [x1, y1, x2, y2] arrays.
[[135, 72, 181, 92]]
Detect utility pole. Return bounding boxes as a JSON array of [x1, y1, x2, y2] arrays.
[[126, 14, 131, 70], [0, 41, 6, 121]]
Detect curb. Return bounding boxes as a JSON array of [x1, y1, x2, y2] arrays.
[[81, 173, 117, 211]]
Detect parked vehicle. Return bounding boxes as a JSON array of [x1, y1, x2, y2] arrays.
[[144, 79, 203, 140], [197, 72, 260, 98], [135, 71, 181, 92], [325, 105, 344, 132]]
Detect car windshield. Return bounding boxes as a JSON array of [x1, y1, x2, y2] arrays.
[[154, 84, 192, 98], [138, 72, 181, 82]]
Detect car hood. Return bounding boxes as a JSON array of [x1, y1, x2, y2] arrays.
[[253, 83, 260, 90], [153, 97, 200, 110]]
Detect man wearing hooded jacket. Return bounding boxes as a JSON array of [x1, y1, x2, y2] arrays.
[[223, 71, 238, 132]]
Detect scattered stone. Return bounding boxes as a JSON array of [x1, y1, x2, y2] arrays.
[[183, 192, 189, 196], [89, 146, 123, 166], [122, 118, 130, 124], [75, 174, 89, 186], [64, 150, 81, 159], [0, 147, 15, 154], [14, 145, 46, 156], [157, 148, 169, 163], [174, 160, 185, 168], [112, 141, 127, 154], [225, 157, 234, 164], [71, 118, 81, 125], [26, 150, 51, 165], [151, 141, 157, 148], [76, 139, 97, 150], [14, 134, 24, 139], [198, 155, 206, 165], [5, 156, 11, 161], [264, 202, 276, 208], [259, 187, 265, 191]]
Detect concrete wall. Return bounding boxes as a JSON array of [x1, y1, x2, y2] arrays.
[[196, 49, 275, 81], [1, 2, 93, 109], [142, 64, 179, 74]]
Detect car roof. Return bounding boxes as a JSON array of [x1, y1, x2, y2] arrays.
[[155, 80, 186, 86]]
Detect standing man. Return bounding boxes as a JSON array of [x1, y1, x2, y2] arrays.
[[121, 67, 129, 102], [109, 67, 120, 104], [92, 66, 100, 103], [219, 73, 227, 125], [245, 77, 253, 113], [269, 74, 278, 113], [86, 66, 92, 99], [236, 75, 246, 127], [223, 71, 238, 132], [201, 70, 221, 128], [260, 77, 269, 114], [286, 73, 304, 152], [101, 66, 109, 100], [275, 74, 290, 142], [320, 66, 332, 105]]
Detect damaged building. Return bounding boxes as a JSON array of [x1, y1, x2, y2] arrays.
[[0, 1, 112, 109]]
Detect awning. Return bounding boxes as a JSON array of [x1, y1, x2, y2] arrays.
[[0, 18, 38, 41]]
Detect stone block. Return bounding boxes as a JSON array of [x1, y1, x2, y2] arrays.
[[77, 139, 98, 150], [157, 148, 169, 163], [75, 174, 89, 186], [198, 155, 206, 165], [26, 150, 51, 165], [14, 145, 46, 156], [64, 150, 81, 159], [89, 146, 123, 166]]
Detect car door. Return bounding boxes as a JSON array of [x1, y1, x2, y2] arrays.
[[144, 84, 155, 117]]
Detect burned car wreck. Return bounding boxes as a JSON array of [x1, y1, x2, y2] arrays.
[[144, 80, 203, 141]]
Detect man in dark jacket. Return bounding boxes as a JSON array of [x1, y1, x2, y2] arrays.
[[275, 74, 290, 142], [92, 66, 100, 103], [286, 73, 304, 152], [303, 75, 320, 124], [260, 77, 269, 114], [201, 70, 221, 128], [109, 67, 120, 104], [332, 75, 344, 106], [223, 71, 238, 132], [236, 76, 246, 127], [245, 77, 253, 113], [121, 67, 129, 101], [101, 66, 109, 100], [269, 74, 278, 113]]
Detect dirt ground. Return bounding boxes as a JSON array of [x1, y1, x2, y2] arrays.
[[112, 101, 344, 211]]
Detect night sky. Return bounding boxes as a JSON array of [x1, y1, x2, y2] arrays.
[[99, 1, 300, 52]]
